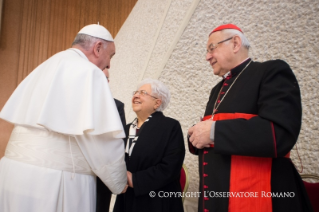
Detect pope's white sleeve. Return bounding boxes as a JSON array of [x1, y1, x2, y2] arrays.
[[74, 133, 127, 194]]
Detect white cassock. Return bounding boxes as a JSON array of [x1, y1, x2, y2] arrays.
[[0, 48, 127, 212]]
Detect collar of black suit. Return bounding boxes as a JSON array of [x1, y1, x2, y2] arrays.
[[231, 58, 252, 77], [223, 58, 252, 79]]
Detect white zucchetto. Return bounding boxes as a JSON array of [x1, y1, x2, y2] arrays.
[[78, 24, 114, 42]]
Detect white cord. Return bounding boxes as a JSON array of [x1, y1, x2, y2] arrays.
[[69, 136, 76, 179]]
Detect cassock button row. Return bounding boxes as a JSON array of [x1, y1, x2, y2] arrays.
[[203, 174, 208, 177]]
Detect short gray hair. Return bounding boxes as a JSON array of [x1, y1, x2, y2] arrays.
[[71, 34, 108, 50], [222, 29, 250, 50], [136, 79, 171, 112]]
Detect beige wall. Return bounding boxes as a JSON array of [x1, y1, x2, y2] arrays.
[[0, 0, 137, 157], [109, 0, 319, 209]]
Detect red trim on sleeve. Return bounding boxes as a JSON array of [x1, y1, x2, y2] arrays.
[[270, 122, 277, 158]]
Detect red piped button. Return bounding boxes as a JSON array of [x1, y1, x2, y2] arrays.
[[221, 92, 225, 94], [217, 100, 221, 103], [203, 174, 208, 177], [204, 185, 208, 189], [204, 151, 208, 154], [204, 197, 209, 201], [203, 162, 208, 165], [224, 83, 228, 86], [204, 209, 209, 212]]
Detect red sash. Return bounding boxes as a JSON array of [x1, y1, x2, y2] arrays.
[[204, 113, 273, 212]]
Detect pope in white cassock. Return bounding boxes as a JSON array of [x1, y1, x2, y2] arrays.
[[0, 24, 128, 212]]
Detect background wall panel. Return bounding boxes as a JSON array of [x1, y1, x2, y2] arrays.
[[0, 0, 23, 158], [0, 0, 137, 157]]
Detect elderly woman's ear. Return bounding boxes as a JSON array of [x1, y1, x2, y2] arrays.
[[154, 99, 162, 111]]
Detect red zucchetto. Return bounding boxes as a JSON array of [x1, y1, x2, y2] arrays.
[[209, 24, 243, 36]]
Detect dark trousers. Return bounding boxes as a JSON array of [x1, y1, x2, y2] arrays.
[[96, 177, 112, 212]]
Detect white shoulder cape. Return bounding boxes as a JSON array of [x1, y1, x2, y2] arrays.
[[0, 48, 124, 138]]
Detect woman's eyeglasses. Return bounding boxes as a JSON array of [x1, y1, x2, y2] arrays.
[[132, 90, 158, 99]]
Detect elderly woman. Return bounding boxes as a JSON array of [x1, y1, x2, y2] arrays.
[[113, 79, 185, 212]]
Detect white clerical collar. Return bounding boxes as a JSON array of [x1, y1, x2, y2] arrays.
[[222, 57, 250, 79], [69, 48, 89, 61], [223, 72, 231, 79]]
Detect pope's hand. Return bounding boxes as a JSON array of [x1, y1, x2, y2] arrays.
[[188, 120, 214, 149], [121, 184, 128, 193], [127, 171, 133, 188]]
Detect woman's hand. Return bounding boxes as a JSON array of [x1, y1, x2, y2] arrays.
[[127, 171, 134, 188]]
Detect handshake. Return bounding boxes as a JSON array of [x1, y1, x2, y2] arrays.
[[121, 171, 133, 193]]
